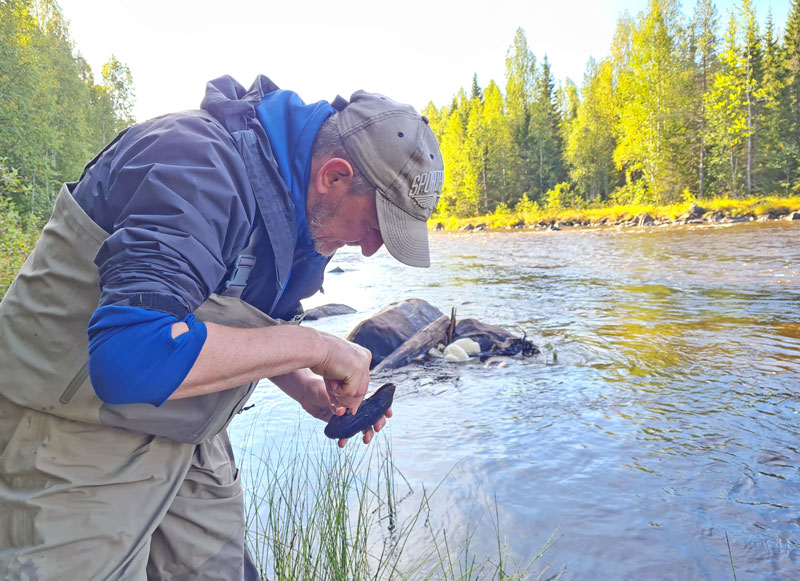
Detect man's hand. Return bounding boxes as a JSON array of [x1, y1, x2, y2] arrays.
[[309, 332, 372, 415], [270, 368, 391, 448]]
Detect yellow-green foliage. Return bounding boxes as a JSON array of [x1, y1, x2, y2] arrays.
[[430, 196, 800, 232], [0, 197, 40, 300], [704, 196, 800, 217]]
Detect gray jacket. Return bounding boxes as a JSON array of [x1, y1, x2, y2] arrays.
[[72, 75, 329, 321]]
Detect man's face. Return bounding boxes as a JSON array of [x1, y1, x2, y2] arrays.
[[308, 189, 384, 258]]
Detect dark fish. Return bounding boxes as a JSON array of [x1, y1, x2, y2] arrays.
[[324, 383, 396, 439]]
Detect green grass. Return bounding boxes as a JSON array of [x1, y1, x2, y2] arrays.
[[236, 419, 559, 580]]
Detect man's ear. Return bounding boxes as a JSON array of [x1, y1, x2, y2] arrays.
[[314, 158, 354, 195]]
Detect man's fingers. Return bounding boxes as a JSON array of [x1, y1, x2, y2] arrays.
[[333, 409, 392, 447], [325, 378, 366, 414]]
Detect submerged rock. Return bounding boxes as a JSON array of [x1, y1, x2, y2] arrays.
[[303, 303, 357, 321], [373, 315, 449, 371]]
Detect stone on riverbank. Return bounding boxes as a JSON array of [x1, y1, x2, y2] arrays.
[[679, 202, 706, 222]]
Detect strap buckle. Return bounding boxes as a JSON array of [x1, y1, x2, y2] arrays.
[[225, 253, 256, 290]]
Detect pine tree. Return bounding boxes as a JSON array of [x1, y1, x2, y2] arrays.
[[504, 28, 537, 204], [530, 55, 567, 196], [691, 0, 719, 197], [463, 95, 486, 216], [758, 11, 790, 193], [470, 72, 483, 102]]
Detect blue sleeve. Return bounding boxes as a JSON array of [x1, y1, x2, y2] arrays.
[[88, 305, 208, 406]]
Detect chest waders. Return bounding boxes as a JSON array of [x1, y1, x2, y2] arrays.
[[0, 184, 275, 579]]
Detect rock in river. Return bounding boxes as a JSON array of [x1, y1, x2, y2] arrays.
[[347, 299, 540, 372], [346, 299, 444, 368], [303, 303, 357, 321]]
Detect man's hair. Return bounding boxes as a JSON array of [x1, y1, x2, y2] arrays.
[[311, 114, 373, 196]]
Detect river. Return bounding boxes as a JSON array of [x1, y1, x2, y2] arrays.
[[229, 220, 800, 580]]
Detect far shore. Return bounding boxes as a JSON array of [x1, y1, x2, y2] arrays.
[[430, 196, 800, 233]]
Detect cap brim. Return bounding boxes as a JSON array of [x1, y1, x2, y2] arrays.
[[375, 190, 431, 268]]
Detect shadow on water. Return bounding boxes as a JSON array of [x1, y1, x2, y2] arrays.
[[232, 221, 800, 579]]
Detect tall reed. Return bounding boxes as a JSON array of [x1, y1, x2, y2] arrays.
[[236, 417, 559, 580]]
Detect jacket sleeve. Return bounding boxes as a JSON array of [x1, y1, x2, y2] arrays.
[[73, 112, 258, 317]]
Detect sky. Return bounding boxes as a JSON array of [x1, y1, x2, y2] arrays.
[[55, 0, 793, 123]]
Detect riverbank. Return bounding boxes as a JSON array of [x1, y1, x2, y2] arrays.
[[431, 196, 800, 232]]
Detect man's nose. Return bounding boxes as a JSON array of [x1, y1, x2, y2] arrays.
[[360, 229, 384, 257]]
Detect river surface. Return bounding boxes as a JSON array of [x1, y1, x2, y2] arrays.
[[229, 221, 800, 580]]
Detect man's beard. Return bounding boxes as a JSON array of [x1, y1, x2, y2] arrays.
[[307, 198, 339, 256]]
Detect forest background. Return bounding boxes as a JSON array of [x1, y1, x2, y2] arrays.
[[3, 0, 800, 297]]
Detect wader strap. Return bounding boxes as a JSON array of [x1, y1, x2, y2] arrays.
[[222, 225, 262, 299]]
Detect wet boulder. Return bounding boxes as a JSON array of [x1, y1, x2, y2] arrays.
[[373, 315, 449, 372], [454, 318, 520, 352], [303, 303, 357, 321], [346, 299, 444, 368]]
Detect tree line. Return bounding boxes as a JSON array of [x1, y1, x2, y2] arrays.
[[425, 0, 800, 218], [0, 0, 134, 217]]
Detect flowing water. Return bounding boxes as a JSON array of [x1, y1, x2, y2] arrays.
[[230, 221, 800, 580]]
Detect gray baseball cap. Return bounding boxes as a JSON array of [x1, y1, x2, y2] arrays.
[[336, 91, 444, 268]]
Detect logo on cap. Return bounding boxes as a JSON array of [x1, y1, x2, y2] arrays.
[[409, 170, 444, 210]]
